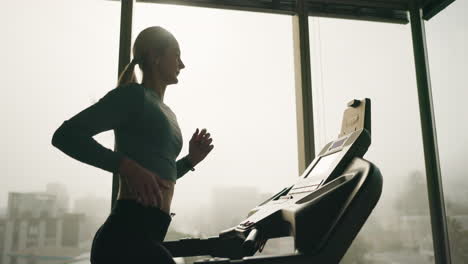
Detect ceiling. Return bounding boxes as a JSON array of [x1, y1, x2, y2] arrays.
[[127, 0, 455, 24]]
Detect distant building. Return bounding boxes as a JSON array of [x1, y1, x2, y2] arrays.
[[0, 208, 7, 218], [0, 219, 5, 263], [73, 195, 109, 223], [399, 215, 433, 251], [452, 215, 468, 231], [72, 195, 111, 246], [1, 192, 85, 264], [46, 183, 70, 215], [7, 192, 58, 219]]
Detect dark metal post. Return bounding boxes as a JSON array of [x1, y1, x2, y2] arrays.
[[409, 3, 452, 264], [112, 0, 134, 210], [293, 0, 315, 174]]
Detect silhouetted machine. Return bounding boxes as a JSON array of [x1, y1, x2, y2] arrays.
[[163, 98, 383, 264]]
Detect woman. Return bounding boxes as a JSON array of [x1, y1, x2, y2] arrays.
[[51, 26, 214, 263]]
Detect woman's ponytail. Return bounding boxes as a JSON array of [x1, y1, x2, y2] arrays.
[[117, 58, 140, 87]]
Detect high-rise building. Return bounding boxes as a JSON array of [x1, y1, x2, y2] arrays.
[[46, 183, 70, 215], [1, 192, 84, 264], [0, 219, 5, 264], [73, 195, 110, 244]]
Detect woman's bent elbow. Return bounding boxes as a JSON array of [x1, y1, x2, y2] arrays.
[[51, 124, 67, 149]]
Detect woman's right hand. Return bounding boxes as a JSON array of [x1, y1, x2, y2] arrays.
[[118, 157, 169, 207]]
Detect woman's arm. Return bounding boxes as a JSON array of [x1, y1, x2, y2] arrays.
[[175, 128, 214, 179], [176, 156, 195, 179], [51, 84, 143, 174]]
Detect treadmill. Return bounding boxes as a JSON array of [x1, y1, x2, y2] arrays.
[[163, 98, 383, 264]]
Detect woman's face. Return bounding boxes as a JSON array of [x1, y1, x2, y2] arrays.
[[156, 39, 185, 85]]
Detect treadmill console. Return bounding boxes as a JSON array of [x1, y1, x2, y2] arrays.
[[221, 98, 372, 253]]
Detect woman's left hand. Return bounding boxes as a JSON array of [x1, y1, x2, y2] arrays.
[[187, 128, 214, 167]]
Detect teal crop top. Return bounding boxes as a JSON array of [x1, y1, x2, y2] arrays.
[[51, 83, 194, 181]]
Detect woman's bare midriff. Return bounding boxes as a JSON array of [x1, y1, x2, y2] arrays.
[[116, 174, 175, 214]]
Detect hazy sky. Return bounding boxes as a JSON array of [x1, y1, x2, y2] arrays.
[[1, 0, 467, 232]]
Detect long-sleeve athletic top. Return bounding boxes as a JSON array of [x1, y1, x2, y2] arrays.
[[51, 82, 193, 181]]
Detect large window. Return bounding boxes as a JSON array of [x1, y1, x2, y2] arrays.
[[2, 1, 300, 262], [426, 1, 468, 263], [309, 17, 435, 263], [4, 1, 462, 263], [133, 4, 299, 252], [1, 0, 121, 263]]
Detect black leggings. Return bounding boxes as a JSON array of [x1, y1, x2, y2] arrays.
[[90, 199, 176, 264]]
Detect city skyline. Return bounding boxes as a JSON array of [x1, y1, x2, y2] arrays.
[[1, 0, 467, 263]]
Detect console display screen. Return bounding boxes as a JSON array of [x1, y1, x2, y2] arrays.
[[330, 137, 348, 150], [306, 151, 341, 179]]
